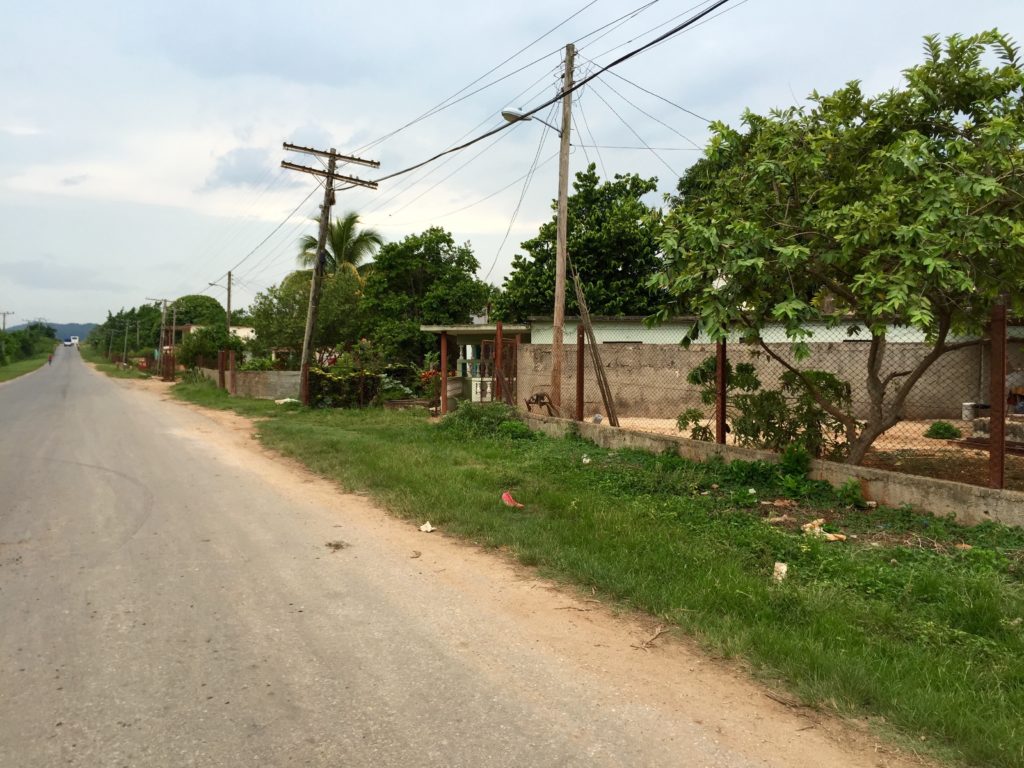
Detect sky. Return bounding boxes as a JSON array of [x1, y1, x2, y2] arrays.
[[1, 0, 1022, 326]]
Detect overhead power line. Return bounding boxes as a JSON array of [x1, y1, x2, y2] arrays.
[[372, 0, 734, 185], [353, 0, 600, 154]]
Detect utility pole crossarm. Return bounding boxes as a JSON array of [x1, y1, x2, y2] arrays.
[[280, 161, 379, 190], [282, 143, 380, 168]]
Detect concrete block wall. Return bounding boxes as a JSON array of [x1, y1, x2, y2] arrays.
[[516, 341, 986, 421]]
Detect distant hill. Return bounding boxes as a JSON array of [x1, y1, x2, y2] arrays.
[[6, 322, 98, 340]]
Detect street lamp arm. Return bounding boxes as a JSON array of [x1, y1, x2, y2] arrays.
[[501, 108, 562, 138]]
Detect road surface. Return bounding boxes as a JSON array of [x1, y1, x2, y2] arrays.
[[0, 348, 909, 767]]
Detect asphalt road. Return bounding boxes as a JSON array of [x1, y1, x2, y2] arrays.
[[0, 349, 811, 767]]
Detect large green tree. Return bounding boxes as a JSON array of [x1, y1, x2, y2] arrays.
[[170, 294, 227, 328], [361, 227, 490, 363], [494, 164, 663, 321], [250, 270, 362, 366], [653, 31, 1024, 464], [297, 210, 384, 278]]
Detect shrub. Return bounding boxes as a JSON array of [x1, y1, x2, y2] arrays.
[[440, 402, 518, 437], [496, 420, 535, 440], [309, 368, 382, 408], [239, 357, 274, 372], [924, 420, 962, 440]]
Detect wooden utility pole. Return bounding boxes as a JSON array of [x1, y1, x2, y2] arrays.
[[0, 310, 13, 362], [551, 42, 575, 414], [281, 142, 379, 405]]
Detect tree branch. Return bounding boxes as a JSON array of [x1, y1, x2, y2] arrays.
[[756, 339, 859, 442]]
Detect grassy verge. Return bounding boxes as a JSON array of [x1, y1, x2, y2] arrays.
[[0, 350, 54, 382], [79, 345, 153, 379], [174, 381, 1024, 767]]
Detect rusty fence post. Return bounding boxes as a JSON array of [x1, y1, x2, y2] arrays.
[[217, 350, 226, 390], [575, 324, 585, 421], [989, 301, 1007, 489], [440, 332, 448, 416], [715, 339, 727, 444], [495, 322, 504, 402], [228, 350, 237, 395]]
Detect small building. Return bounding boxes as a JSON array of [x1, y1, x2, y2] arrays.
[[419, 323, 531, 412]]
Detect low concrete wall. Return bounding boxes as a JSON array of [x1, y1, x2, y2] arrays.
[[199, 367, 300, 400], [233, 370, 300, 400], [517, 341, 985, 421], [520, 412, 1024, 528]]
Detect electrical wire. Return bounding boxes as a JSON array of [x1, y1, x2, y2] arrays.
[[482, 103, 560, 281], [587, 81, 680, 178], [592, 74, 703, 149], [574, 64, 608, 178], [370, 0, 735, 185], [572, 0, 663, 49], [383, 151, 560, 229], [352, 0, 600, 155], [361, 61, 563, 215], [583, 58, 711, 123]]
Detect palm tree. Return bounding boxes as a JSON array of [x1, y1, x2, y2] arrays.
[[297, 211, 383, 279]]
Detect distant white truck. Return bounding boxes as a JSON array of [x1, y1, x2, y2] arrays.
[[70, 336, 79, 347]]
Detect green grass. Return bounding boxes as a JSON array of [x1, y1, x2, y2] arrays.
[[79, 345, 153, 379], [0, 350, 54, 382], [172, 387, 1024, 767]]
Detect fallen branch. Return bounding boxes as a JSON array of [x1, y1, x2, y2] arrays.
[[632, 624, 670, 650]]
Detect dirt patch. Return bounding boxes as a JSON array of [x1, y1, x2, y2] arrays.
[[116, 379, 932, 768]]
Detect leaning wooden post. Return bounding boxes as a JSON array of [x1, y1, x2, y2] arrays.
[[440, 332, 449, 416], [228, 350, 237, 395], [495, 322, 504, 402], [715, 339, 727, 445], [575, 324, 585, 421], [217, 350, 226, 390], [989, 301, 1007, 489]]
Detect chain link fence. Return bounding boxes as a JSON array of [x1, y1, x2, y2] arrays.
[[515, 314, 1024, 492]]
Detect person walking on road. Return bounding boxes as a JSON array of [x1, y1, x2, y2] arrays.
[[48, 353, 53, 366]]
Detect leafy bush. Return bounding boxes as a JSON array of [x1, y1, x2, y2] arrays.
[[678, 355, 852, 459], [924, 420, 962, 440], [440, 402, 519, 437], [496, 420, 536, 440], [309, 368, 382, 408], [239, 357, 274, 372], [378, 374, 416, 402]]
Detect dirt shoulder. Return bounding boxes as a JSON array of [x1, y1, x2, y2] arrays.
[[117, 375, 930, 768]]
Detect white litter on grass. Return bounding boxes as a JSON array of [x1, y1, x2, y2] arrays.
[[581, 455, 591, 464], [773, 562, 789, 582], [275, 398, 300, 405], [748, 488, 757, 495], [419, 522, 436, 533]]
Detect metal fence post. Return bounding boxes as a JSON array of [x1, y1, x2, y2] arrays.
[[228, 350, 237, 395], [989, 301, 1007, 489], [217, 350, 226, 390], [495, 322, 504, 402], [440, 331, 448, 416], [715, 339, 727, 444], [576, 324, 585, 421]]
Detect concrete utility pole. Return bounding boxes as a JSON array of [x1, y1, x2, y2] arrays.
[[0, 311, 12, 333], [551, 42, 575, 414], [122, 320, 130, 363], [226, 271, 232, 332], [281, 142, 379, 405]]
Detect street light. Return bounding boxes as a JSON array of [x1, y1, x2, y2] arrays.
[[500, 43, 575, 414], [500, 108, 562, 136]]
